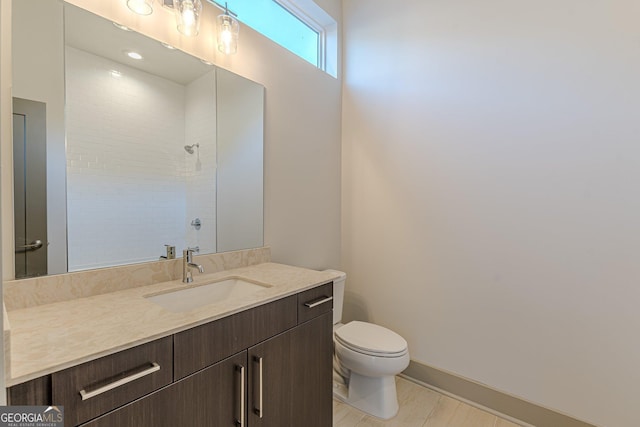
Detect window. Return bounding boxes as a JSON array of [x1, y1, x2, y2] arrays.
[[219, 0, 337, 76]]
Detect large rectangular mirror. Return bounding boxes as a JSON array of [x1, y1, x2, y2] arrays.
[[11, 1, 264, 279]]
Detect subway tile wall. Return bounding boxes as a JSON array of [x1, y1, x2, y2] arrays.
[[65, 46, 216, 271]]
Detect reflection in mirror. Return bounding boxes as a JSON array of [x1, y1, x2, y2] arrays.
[[10, 1, 264, 279], [216, 68, 264, 252], [65, 4, 218, 271]]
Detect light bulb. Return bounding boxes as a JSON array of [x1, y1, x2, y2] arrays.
[[222, 27, 232, 44], [173, 0, 202, 37], [217, 14, 239, 54], [182, 1, 196, 27]]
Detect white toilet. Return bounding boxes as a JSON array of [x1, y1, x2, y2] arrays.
[[328, 270, 410, 419]]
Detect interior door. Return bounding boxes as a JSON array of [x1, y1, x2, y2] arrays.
[[13, 97, 48, 278]]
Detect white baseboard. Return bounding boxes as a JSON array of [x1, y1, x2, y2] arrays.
[[402, 360, 598, 427]]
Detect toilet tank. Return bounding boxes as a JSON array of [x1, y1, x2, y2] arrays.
[[324, 270, 346, 325]]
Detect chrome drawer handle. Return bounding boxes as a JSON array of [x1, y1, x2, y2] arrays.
[[79, 362, 160, 401], [304, 296, 333, 308]]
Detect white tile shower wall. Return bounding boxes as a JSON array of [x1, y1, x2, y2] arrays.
[[65, 47, 187, 270], [184, 71, 216, 255]]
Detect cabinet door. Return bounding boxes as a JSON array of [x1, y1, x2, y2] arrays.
[[82, 352, 248, 427], [248, 312, 332, 427]]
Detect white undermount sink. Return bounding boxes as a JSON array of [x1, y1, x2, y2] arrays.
[[145, 278, 271, 312]]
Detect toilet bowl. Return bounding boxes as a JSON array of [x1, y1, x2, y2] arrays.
[[326, 270, 410, 420]]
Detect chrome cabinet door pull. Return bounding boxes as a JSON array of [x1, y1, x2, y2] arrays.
[[253, 356, 264, 418], [236, 364, 245, 427]]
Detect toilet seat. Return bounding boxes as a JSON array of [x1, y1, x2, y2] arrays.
[[335, 321, 408, 358]]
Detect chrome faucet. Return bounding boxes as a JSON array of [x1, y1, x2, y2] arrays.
[[182, 248, 204, 283]]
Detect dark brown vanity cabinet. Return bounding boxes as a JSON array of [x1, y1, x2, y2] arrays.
[[7, 282, 334, 427], [81, 351, 247, 427], [248, 312, 333, 427]]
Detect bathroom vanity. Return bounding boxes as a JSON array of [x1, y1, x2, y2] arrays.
[[4, 260, 337, 427], [5, 3, 336, 425]]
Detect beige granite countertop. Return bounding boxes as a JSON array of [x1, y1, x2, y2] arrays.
[[6, 262, 339, 386]]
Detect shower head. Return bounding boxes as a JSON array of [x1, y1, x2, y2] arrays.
[[184, 143, 199, 154]]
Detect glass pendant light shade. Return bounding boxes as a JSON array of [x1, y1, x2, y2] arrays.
[[127, 0, 153, 15], [172, 0, 203, 37], [217, 14, 239, 54]]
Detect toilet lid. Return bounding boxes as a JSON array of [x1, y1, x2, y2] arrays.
[[335, 321, 408, 357]]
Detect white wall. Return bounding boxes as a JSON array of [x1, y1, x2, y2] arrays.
[[342, 1, 640, 427]]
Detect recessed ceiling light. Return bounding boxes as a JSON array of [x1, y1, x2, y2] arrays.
[[126, 51, 143, 60], [200, 59, 214, 66], [112, 22, 132, 31], [161, 42, 177, 50], [110, 70, 122, 78]]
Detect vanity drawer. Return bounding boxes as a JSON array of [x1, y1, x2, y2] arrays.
[[298, 282, 333, 324], [174, 295, 297, 380], [52, 336, 173, 426]]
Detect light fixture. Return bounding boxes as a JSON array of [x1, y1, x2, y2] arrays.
[[172, 0, 202, 37], [217, 2, 239, 55], [127, 0, 153, 15], [110, 70, 123, 78]]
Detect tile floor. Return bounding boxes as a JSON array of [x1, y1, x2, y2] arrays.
[[333, 377, 523, 427]]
